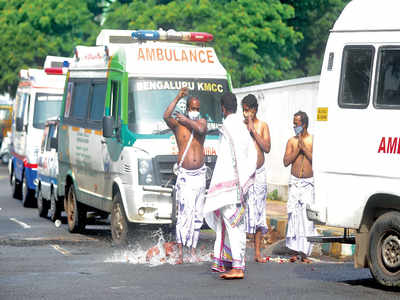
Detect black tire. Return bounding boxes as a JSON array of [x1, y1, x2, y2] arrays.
[[368, 211, 400, 287], [1, 153, 9, 165], [11, 169, 22, 200], [49, 192, 62, 222], [22, 172, 36, 208], [37, 185, 49, 218], [66, 185, 86, 233], [111, 192, 134, 246]]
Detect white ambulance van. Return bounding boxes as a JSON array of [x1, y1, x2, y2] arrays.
[[10, 56, 70, 207], [58, 29, 227, 245], [307, 0, 400, 287]]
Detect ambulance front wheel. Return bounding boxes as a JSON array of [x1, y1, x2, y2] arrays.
[[368, 211, 400, 287], [111, 191, 134, 247], [66, 184, 87, 233], [11, 169, 22, 200], [37, 185, 49, 218], [49, 192, 62, 222], [22, 172, 36, 208]]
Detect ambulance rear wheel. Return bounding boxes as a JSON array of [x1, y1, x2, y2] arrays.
[[22, 172, 36, 208], [66, 185, 86, 233], [111, 192, 133, 247], [37, 186, 49, 218], [11, 170, 22, 200], [368, 211, 400, 287]]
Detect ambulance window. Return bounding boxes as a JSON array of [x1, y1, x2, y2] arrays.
[[375, 48, 400, 108], [338, 46, 374, 108], [70, 82, 90, 120], [41, 126, 48, 152], [89, 81, 107, 122], [46, 125, 55, 152]]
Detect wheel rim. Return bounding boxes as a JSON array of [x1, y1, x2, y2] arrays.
[[37, 189, 43, 211], [22, 176, 27, 200], [50, 196, 56, 217], [381, 233, 400, 269], [112, 202, 124, 240]]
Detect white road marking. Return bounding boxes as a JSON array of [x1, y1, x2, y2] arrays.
[[50, 244, 72, 256], [9, 218, 31, 229]]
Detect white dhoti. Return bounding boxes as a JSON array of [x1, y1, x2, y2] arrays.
[[245, 165, 268, 234], [286, 175, 316, 256], [175, 165, 206, 249], [207, 203, 247, 272]]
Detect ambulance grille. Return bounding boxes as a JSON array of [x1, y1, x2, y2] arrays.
[[153, 155, 217, 188]]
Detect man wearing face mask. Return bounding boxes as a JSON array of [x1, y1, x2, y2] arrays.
[[283, 111, 316, 263], [163, 87, 207, 264]]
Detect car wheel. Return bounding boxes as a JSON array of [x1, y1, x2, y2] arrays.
[[37, 185, 49, 218], [111, 191, 134, 246], [11, 170, 22, 200], [1, 153, 9, 165], [49, 192, 62, 222], [368, 211, 400, 287], [22, 173, 36, 208], [66, 184, 86, 233]]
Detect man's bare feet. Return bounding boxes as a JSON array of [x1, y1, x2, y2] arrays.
[[219, 269, 244, 280], [289, 255, 298, 263], [301, 257, 312, 264], [254, 256, 269, 263], [176, 257, 183, 264]]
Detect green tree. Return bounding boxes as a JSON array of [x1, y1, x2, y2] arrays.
[[103, 0, 302, 88], [0, 0, 99, 96], [282, 0, 349, 77]]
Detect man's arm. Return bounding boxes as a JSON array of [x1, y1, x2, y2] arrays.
[[248, 119, 271, 153], [163, 88, 188, 129], [175, 113, 207, 135], [283, 138, 300, 167]]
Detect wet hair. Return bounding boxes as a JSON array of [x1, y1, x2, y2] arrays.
[[241, 94, 258, 111], [294, 111, 309, 129], [220, 92, 237, 113]]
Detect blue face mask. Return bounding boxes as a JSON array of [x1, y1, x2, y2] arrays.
[[294, 125, 303, 136]]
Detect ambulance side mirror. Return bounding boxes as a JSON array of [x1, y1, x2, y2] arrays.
[[103, 116, 113, 138], [16, 117, 24, 132]]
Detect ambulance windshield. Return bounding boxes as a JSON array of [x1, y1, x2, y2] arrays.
[[33, 93, 62, 129], [128, 78, 228, 134]]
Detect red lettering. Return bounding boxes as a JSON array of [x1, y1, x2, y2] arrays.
[[189, 50, 198, 62], [173, 49, 180, 62], [138, 48, 145, 61], [206, 49, 214, 63], [146, 48, 155, 61], [198, 50, 206, 63], [378, 137, 386, 153], [387, 137, 398, 153], [156, 48, 164, 61]]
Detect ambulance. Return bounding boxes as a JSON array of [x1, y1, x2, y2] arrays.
[[307, 0, 400, 287], [58, 29, 228, 245], [10, 56, 70, 207]]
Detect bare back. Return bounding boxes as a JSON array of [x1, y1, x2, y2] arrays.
[[175, 123, 205, 170]]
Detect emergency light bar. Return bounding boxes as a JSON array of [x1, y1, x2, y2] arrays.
[[131, 29, 213, 43], [44, 61, 69, 75]]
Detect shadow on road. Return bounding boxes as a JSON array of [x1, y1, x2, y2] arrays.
[[342, 278, 400, 293]]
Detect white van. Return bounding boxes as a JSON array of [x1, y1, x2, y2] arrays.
[[58, 29, 227, 245], [10, 56, 70, 207], [307, 0, 400, 287]]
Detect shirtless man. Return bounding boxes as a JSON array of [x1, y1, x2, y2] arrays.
[[242, 94, 271, 263], [283, 111, 315, 263], [163, 87, 207, 264]]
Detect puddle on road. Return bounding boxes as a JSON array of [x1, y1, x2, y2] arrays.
[[104, 229, 212, 266]]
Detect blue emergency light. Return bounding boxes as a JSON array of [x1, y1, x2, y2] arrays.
[[131, 29, 213, 42]]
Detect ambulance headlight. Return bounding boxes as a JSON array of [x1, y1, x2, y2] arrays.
[[138, 159, 154, 185]]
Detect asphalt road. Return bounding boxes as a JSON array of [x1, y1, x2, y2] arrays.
[[0, 164, 399, 300]]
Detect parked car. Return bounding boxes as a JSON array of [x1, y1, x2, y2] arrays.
[[36, 118, 63, 221]]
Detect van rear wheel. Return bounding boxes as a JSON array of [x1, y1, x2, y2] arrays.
[[111, 192, 133, 246], [49, 192, 62, 222], [368, 211, 400, 287], [66, 185, 86, 233]]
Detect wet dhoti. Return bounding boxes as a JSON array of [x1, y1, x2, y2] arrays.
[[286, 176, 316, 256], [175, 165, 206, 249]]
